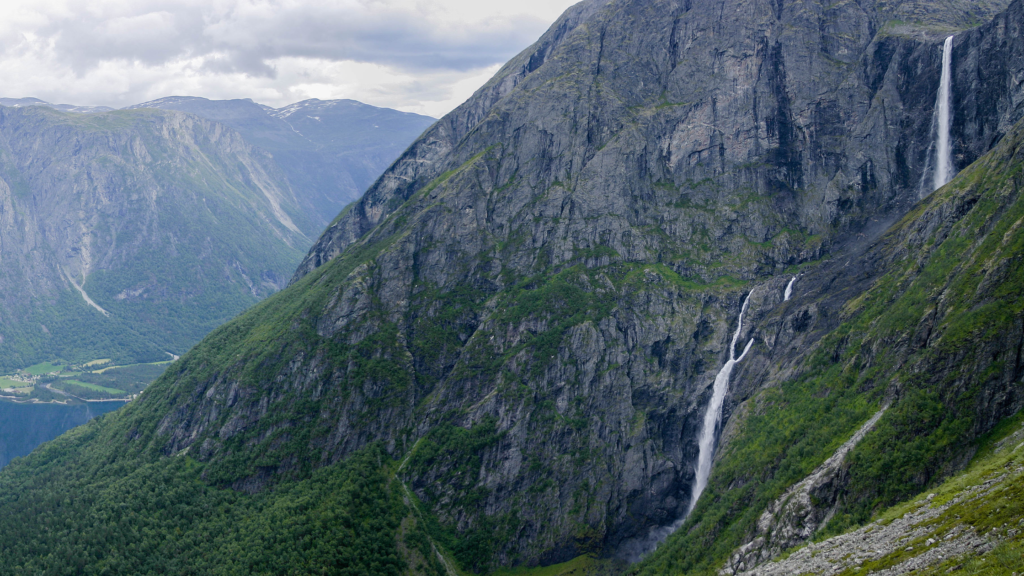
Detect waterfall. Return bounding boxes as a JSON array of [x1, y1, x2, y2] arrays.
[[932, 35, 955, 193], [784, 276, 796, 301], [615, 294, 757, 562], [687, 294, 754, 515]]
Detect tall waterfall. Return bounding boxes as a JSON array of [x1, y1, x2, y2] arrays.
[[687, 294, 755, 515], [617, 294, 757, 562], [932, 35, 955, 192], [784, 276, 797, 301]]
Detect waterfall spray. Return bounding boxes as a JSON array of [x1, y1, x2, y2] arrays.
[[933, 35, 955, 192], [784, 276, 796, 301]]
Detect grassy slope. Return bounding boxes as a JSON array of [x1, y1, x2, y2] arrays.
[[861, 411, 1024, 575], [727, 409, 1024, 575]]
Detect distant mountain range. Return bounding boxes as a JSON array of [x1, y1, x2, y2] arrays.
[[0, 96, 435, 374], [124, 97, 435, 230], [0, 105, 310, 372], [0, 97, 116, 114]]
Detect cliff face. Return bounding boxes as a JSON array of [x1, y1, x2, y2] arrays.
[[0, 106, 309, 371], [293, 0, 1018, 282], [649, 108, 1024, 575], [0, 0, 1022, 573]]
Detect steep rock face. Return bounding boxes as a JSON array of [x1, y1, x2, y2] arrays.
[[294, 0, 1018, 282], [128, 96, 436, 228], [45, 0, 1024, 570], [0, 106, 309, 370]]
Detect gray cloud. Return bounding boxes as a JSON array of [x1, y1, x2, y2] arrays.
[[39, 1, 551, 77], [0, 0, 578, 116]]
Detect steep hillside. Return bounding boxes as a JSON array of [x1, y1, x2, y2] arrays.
[[127, 97, 436, 228], [0, 0, 1022, 573], [0, 105, 310, 372], [734, 411, 1024, 576]]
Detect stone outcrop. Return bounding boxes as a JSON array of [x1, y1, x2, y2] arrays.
[[725, 407, 888, 572], [730, 419, 1024, 575]]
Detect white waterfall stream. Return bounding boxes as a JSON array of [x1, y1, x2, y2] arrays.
[[784, 276, 796, 301], [619, 294, 757, 562], [918, 35, 956, 198], [933, 35, 955, 191], [687, 294, 754, 515]]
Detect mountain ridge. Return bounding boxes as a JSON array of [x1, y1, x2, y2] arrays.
[[123, 96, 436, 230]]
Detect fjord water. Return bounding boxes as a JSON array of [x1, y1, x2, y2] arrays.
[[0, 401, 124, 469], [934, 35, 955, 192]]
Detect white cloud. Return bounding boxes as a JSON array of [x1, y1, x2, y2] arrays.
[[0, 0, 580, 116]]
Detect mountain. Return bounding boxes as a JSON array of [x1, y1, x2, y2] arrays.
[[640, 89, 1024, 575], [0, 97, 116, 114], [0, 105, 311, 372], [0, 0, 1022, 574], [126, 97, 436, 230]]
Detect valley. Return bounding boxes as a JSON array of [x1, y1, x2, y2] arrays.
[[0, 96, 433, 474], [0, 358, 172, 403], [0, 0, 1022, 574]]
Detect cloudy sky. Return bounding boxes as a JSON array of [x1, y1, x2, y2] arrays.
[[0, 0, 580, 117]]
